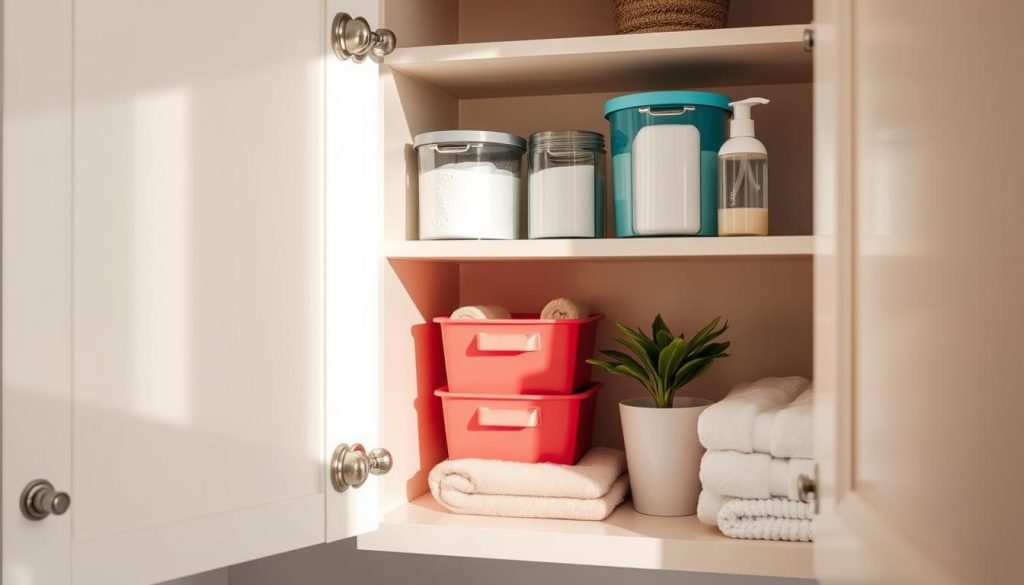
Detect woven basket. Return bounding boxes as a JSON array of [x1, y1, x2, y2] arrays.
[[613, 0, 729, 34]]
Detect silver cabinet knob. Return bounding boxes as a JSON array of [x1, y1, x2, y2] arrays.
[[330, 443, 393, 492], [20, 479, 71, 520], [331, 12, 397, 62], [797, 473, 818, 513], [802, 28, 815, 52]]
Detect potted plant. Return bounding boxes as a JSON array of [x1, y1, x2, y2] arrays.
[[588, 315, 729, 516]]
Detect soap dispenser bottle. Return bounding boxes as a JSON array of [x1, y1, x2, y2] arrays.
[[718, 97, 770, 236]]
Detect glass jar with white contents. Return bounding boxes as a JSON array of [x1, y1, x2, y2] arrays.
[[415, 130, 526, 240], [527, 131, 606, 239]]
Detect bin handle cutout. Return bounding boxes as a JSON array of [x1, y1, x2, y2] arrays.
[[475, 332, 540, 352], [639, 105, 695, 117], [476, 407, 540, 428]]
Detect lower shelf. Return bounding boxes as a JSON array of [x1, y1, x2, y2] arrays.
[[357, 495, 813, 578], [383, 235, 814, 261]]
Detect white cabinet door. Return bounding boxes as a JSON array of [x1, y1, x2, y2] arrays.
[[813, 1, 1024, 583], [2, 0, 383, 583]]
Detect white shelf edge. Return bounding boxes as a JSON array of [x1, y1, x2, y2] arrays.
[[387, 24, 808, 66], [357, 495, 813, 578], [384, 235, 813, 262], [384, 25, 812, 98]]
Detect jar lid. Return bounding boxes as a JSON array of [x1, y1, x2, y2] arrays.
[[413, 130, 526, 151], [529, 130, 606, 151], [603, 90, 732, 118]]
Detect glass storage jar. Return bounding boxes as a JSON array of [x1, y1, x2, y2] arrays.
[[414, 130, 526, 240], [527, 130, 606, 239]]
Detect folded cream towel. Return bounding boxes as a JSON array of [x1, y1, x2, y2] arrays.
[[699, 451, 816, 500], [429, 448, 629, 521], [698, 491, 813, 542], [771, 387, 814, 459], [450, 305, 512, 320], [698, 376, 810, 453], [718, 497, 813, 542], [540, 297, 590, 320]]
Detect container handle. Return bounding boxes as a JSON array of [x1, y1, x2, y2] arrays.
[[476, 407, 540, 428], [475, 332, 541, 352], [639, 106, 695, 117], [432, 144, 474, 154]]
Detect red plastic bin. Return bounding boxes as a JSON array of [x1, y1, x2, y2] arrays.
[[435, 384, 599, 464], [434, 313, 603, 395]]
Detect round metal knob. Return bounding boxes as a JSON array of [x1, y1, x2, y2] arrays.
[[372, 29, 397, 58], [20, 479, 71, 520], [330, 443, 393, 492], [797, 473, 816, 503], [802, 28, 815, 52], [331, 12, 397, 62]]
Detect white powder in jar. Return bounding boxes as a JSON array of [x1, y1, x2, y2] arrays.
[[528, 165, 596, 239], [419, 162, 519, 240]]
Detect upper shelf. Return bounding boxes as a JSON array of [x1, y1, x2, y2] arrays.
[[358, 495, 813, 578], [385, 235, 813, 262], [385, 25, 812, 98]]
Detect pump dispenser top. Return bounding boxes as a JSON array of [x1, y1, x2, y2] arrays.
[[728, 97, 769, 138]]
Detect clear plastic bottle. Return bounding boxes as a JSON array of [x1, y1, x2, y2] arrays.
[[718, 98, 769, 236]]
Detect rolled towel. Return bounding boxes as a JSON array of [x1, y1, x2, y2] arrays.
[[428, 447, 629, 521], [771, 387, 814, 459], [697, 376, 810, 453], [540, 297, 590, 320], [700, 450, 816, 501], [717, 497, 813, 542], [450, 305, 512, 320]]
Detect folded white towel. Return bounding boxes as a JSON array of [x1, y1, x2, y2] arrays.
[[698, 376, 811, 453], [771, 387, 814, 459], [450, 305, 512, 320], [540, 297, 589, 320], [697, 490, 726, 525], [718, 497, 813, 542], [698, 491, 813, 542], [428, 448, 629, 521], [699, 451, 816, 501]]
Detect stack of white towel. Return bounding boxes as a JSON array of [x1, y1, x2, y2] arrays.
[[429, 448, 629, 521], [696, 376, 815, 542]]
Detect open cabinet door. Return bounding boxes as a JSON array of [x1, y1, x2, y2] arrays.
[[2, 0, 383, 583], [813, 1, 1024, 584]]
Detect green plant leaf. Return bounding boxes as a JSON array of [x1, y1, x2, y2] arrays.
[[690, 341, 731, 360], [599, 350, 650, 382], [612, 364, 654, 391], [671, 356, 714, 389], [657, 337, 688, 383], [655, 329, 675, 349], [614, 324, 660, 365], [685, 318, 729, 358], [610, 335, 658, 381], [652, 314, 671, 339], [676, 358, 716, 389]]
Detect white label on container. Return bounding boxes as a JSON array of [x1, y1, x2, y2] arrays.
[[419, 167, 519, 239], [632, 124, 701, 235], [528, 165, 596, 239]]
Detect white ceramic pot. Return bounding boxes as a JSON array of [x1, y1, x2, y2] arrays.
[[619, 396, 712, 516]]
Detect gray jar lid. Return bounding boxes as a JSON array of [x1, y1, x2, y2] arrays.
[[414, 130, 527, 151]]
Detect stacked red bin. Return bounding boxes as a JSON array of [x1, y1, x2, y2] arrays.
[[434, 314, 603, 464]]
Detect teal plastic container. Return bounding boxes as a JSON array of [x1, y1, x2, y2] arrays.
[[604, 91, 731, 237]]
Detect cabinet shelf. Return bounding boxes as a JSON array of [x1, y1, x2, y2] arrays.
[[384, 235, 813, 262], [358, 495, 813, 578], [386, 25, 811, 98]]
